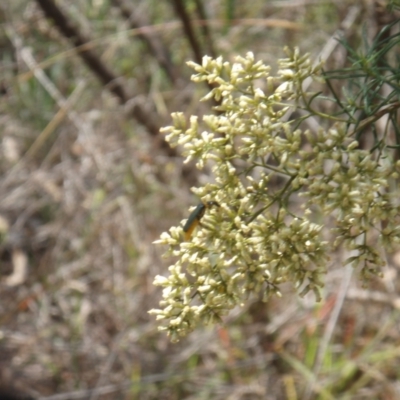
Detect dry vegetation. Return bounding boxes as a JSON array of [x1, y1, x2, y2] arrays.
[[0, 1, 400, 399]]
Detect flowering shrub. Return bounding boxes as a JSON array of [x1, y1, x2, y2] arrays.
[[150, 48, 400, 342]]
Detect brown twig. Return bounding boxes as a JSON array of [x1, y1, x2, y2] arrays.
[[194, 0, 216, 58], [170, 0, 203, 65], [170, 0, 222, 107], [34, 0, 162, 138], [112, 0, 180, 85], [35, 0, 128, 103], [349, 101, 400, 137]]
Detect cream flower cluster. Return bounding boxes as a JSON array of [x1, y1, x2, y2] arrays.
[[150, 49, 400, 341]]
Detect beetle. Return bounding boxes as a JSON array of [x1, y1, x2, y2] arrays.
[[183, 201, 220, 241]]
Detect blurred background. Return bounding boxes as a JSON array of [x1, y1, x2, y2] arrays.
[[1, 1, 400, 399]]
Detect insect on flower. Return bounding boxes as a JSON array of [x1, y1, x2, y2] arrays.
[[183, 201, 220, 241]]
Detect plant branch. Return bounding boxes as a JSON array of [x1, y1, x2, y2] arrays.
[[34, 0, 162, 137], [112, 0, 180, 85], [170, 0, 203, 65]]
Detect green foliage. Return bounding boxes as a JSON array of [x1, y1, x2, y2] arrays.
[[324, 20, 400, 143], [151, 41, 400, 341], [388, 0, 400, 12]]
